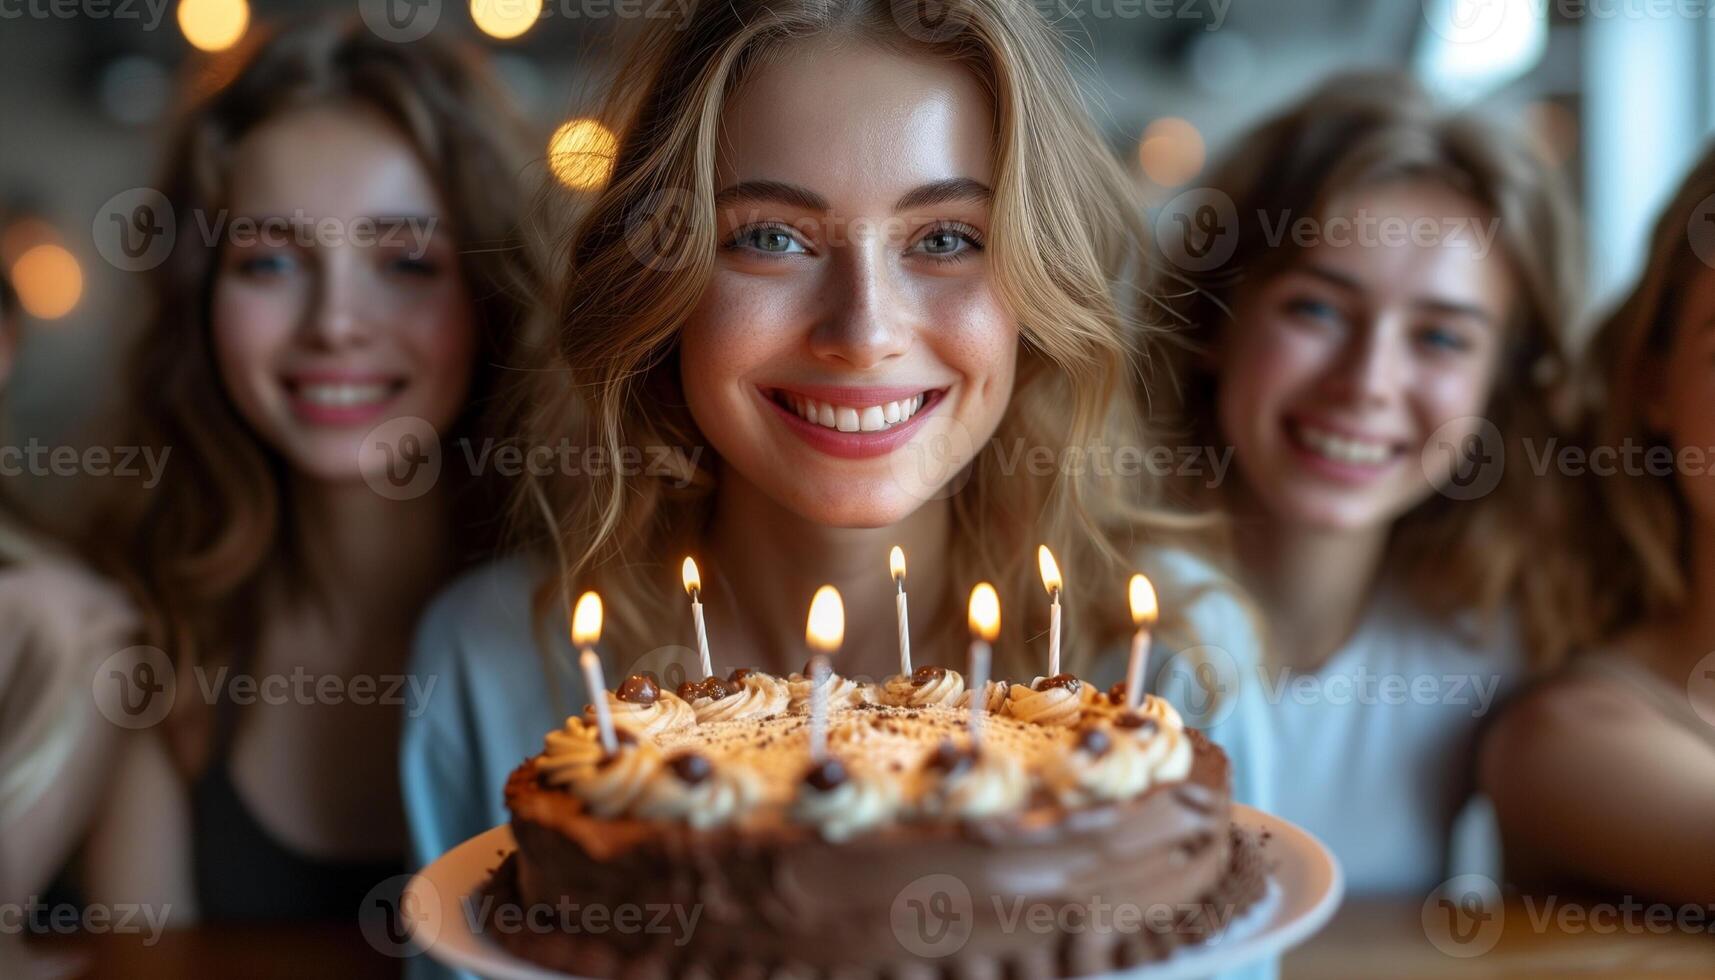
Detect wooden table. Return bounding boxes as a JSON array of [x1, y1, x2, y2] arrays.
[[20, 896, 1715, 979], [1284, 895, 1715, 979]]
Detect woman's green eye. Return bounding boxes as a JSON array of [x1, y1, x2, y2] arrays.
[[733, 225, 805, 254]]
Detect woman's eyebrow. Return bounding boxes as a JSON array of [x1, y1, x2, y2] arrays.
[[893, 177, 992, 212], [1412, 296, 1497, 326], [713, 180, 829, 211]]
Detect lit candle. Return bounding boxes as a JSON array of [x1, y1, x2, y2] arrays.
[[1125, 573, 1159, 712], [805, 585, 844, 763], [967, 582, 1000, 746], [572, 591, 617, 753], [1038, 545, 1063, 677], [890, 546, 911, 677], [682, 557, 713, 679]]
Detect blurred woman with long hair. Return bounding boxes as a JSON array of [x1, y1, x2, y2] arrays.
[[79, 17, 544, 920]]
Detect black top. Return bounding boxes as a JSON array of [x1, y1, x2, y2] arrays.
[[190, 701, 400, 921]]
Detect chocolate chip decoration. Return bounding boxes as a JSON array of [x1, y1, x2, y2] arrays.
[[1034, 673, 1081, 693], [617, 672, 660, 704], [926, 738, 975, 777], [803, 758, 848, 792], [669, 752, 712, 785], [1076, 728, 1112, 758], [728, 667, 754, 684], [677, 676, 736, 702], [910, 665, 946, 686], [1114, 713, 1158, 735], [1107, 681, 1128, 706]]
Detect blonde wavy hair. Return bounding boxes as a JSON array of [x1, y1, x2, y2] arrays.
[[524, 0, 1220, 685], [1152, 71, 1587, 667], [1579, 142, 1715, 637]]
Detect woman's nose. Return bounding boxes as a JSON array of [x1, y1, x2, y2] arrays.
[[808, 236, 913, 370]]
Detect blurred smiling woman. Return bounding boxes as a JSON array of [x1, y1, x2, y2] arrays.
[[80, 19, 543, 921]]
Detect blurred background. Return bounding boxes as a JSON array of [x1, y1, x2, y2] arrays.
[[1, 0, 1707, 497]]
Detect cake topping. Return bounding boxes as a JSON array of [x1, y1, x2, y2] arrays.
[[957, 678, 1009, 715], [911, 665, 946, 686], [1075, 727, 1112, 758], [803, 757, 849, 792], [921, 747, 1029, 820], [618, 672, 661, 704], [691, 670, 791, 724], [677, 676, 737, 703], [668, 752, 713, 784], [1034, 672, 1081, 693], [572, 741, 663, 817], [1114, 712, 1158, 734], [728, 667, 754, 684], [598, 686, 696, 737], [925, 738, 976, 778], [1006, 677, 1083, 728], [791, 765, 901, 841]]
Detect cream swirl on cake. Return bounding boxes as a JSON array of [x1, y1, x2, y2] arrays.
[[591, 672, 696, 737], [1115, 711, 1194, 783], [880, 665, 965, 707], [790, 759, 902, 841], [537, 716, 608, 787], [679, 670, 790, 724], [1046, 727, 1152, 805], [1006, 674, 1085, 727], [957, 678, 1009, 714], [917, 742, 1030, 820], [632, 751, 764, 828], [785, 667, 871, 713], [571, 741, 664, 817]]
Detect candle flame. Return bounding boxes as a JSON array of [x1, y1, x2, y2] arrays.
[[968, 582, 1000, 642], [806, 585, 845, 652], [1129, 574, 1158, 627], [1037, 545, 1062, 594], [572, 591, 603, 646], [681, 556, 701, 595], [889, 545, 906, 582]]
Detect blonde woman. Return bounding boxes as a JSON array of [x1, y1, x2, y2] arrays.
[[402, 0, 1269, 879], [78, 19, 544, 921], [1152, 72, 1583, 894], [1481, 145, 1715, 906]]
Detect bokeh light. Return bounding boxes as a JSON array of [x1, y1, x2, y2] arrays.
[[11, 244, 84, 320], [549, 118, 619, 191], [177, 0, 250, 53], [472, 0, 543, 41], [1138, 117, 1206, 188]]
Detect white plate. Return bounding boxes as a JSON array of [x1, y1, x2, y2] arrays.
[[407, 804, 1342, 980]]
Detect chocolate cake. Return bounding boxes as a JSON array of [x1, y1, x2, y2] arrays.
[[488, 667, 1262, 978]]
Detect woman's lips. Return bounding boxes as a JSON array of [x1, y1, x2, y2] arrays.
[[1283, 417, 1406, 484], [283, 376, 406, 427], [761, 385, 948, 460]]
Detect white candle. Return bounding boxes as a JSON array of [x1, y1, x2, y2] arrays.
[[890, 546, 911, 676], [805, 586, 844, 764], [682, 557, 713, 678], [967, 583, 1000, 747], [1038, 546, 1063, 677], [572, 591, 616, 753], [1125, 574, 1159, 713]]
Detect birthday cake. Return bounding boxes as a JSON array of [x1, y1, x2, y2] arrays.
[[487, 664, 1264, 978]]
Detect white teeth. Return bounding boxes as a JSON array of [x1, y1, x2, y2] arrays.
[[1296, 423, 1393, 466], [295, 382, 393, 407], [781, 391, 933, 434]]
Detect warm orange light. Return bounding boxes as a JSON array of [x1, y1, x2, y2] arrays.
[[1129, 574, 1159, 628], [1138, 117, 1205, 188], [1037, 545, 1062, 595], [889, 546, 906, 583], [471, 0, 541, 40], [178, 0, 249, 53], [11, 244, 83, 320], [572, 591, 603, 647], [681, 557, 701, 596], [968, 583, 1000, 643], [806, 585, 845, 653], [548, 118, 618, 191]]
